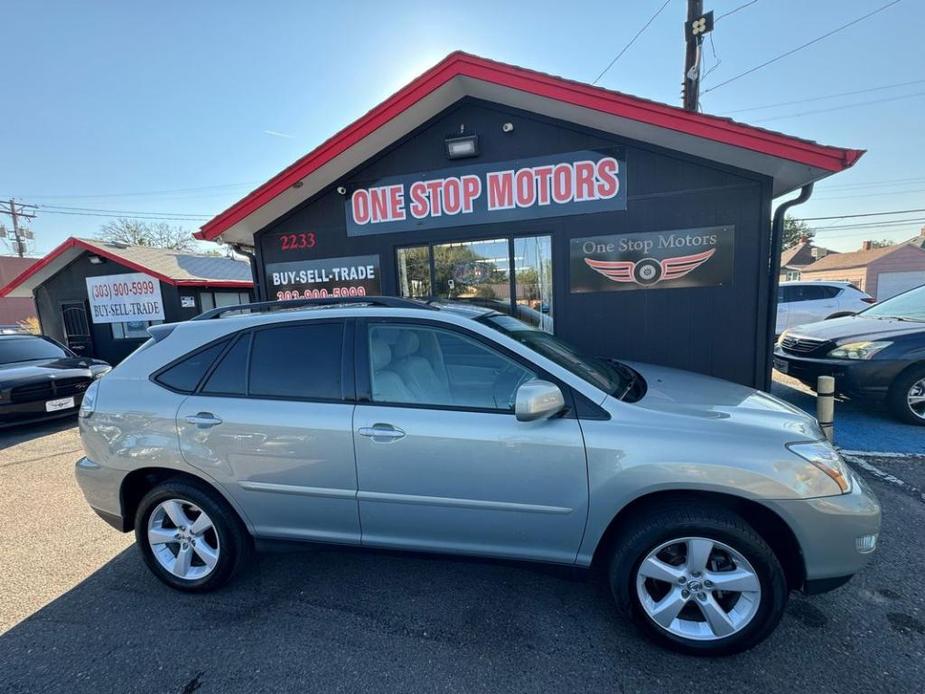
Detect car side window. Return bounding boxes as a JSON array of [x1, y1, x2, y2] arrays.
[[201, 334, 249, 396], [780, 286, 797, 303], [800, 285, 828, 301], [249, 322, 344, 400], [368, 324, 536, 411], [155, 341, 228, 393], [822, 286, 842, 299]]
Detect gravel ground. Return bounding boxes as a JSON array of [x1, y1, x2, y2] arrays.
[[0, 420, 923, 693]]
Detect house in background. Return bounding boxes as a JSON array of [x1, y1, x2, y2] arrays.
[[0, 255, 38, 325], [798, 230, 925, 300], [0, 237, 253, 364], [779, 237, 838, 281]]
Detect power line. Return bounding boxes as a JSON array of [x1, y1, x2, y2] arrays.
[[812, 218, 925, 231], [723, 78, 925, 115], [39, 209, 210, 222], [18, 182, 258, 200], [752, 90, 925, 123], [39, 203, 210, 218], [814, 187, 925, 201], [795, 207, 925, 221], [820, 176, 925, 191], [702, 0, 903, 94], [592, 0, 673, 85], [715, 0, 759, 22]]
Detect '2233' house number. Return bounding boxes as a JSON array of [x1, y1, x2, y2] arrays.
[[279, 232, 317, 251]]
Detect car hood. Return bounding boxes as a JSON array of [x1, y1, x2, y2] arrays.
[[622, 360, 822, 439], [0, 357, 98, 384], [784, 315, 923, 342]]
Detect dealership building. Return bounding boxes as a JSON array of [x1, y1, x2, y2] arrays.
[[189, 52, 861, 389], [0, 237, 252, 364]]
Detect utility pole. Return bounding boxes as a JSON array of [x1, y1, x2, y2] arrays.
[[682, 1, 713, 112], [0, 199, 37, 257]]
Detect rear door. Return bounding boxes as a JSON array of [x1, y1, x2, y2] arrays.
[[352, 319, 588, 564], [174, 320, 361, 545]]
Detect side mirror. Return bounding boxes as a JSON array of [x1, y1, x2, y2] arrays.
[[515, 379, 565, 422]]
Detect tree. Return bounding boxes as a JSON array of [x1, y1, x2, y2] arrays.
[[96, 218, 195, 251], [782, 216, 814, 250], [867, 239, 895, 249]]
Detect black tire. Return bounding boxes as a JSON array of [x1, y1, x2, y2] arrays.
[[887, 364, 925, 426], [134, 479, 250, 592], [609, 502, 788, 656]]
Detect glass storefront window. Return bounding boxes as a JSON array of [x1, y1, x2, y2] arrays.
[[396, 235, 553, 333], [396, 246, 431, 298], [513, 235, 553, 333], [433, 238, 511, 309]]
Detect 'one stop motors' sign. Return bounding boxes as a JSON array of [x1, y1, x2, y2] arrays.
[[85, 272, 165, 324]]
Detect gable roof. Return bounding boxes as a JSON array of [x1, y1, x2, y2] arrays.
[[781, 241, 838, 269], [0, 237, 253, 298], [195, 51, 864, 246], [801, 242, 925, 273]]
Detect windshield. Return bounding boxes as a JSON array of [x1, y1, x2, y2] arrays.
[[0, 336, 69, 364], [861, 284, 925, 322], [479, 313, 630, 396]]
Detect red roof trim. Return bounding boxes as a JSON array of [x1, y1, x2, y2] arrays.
[[196, 51, 863, 243], [0, 237, 252, 297]]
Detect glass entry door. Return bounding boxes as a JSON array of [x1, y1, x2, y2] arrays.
[[396, 234, 553, 333]]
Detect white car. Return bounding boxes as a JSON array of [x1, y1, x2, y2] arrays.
[[776, 281, 874, 335]]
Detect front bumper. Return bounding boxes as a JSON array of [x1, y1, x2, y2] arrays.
[[768, 471, 881, 591], [772, 349, 907, 400], [75, 457, 129, 531], [0, 393, 84, 429]]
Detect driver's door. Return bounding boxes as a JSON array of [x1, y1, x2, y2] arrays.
[[352, 321, 588, 564]]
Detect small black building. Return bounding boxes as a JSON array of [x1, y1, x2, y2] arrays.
[[195, 53, 862, 389], [0, 237, 253, 364]]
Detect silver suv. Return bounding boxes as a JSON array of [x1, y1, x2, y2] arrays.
[[76, 297, 880, 655]]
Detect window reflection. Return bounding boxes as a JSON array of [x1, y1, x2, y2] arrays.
[[514, 236, 554, 333], [433, 238, 511, 305]]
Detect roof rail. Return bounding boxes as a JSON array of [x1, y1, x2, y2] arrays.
[[191, 295, 437, 321]]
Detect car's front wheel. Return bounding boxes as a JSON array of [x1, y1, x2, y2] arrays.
[[887, 364, 925, 426], [610, 503, 788, 656], [134, 479, 250, 592]]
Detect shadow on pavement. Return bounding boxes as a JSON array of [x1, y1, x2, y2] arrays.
[[1, 527, 923, 693], [0, 416, 77, 453]]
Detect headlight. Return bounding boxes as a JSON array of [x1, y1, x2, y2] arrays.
[[787, 441, 851, 494], [92, 365, 112, 380], [776, 330, 790, 347], [79, 380, 99, 419], [827, 341, 892, 360]]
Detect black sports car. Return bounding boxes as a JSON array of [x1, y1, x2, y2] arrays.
[[773, 283, 925, 426], [0, 334, 111, 428]]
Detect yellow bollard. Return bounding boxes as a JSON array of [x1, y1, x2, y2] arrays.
[[816, 375, 835, 442]]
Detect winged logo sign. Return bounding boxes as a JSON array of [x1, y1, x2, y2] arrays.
[[570, 226, 734, 293]]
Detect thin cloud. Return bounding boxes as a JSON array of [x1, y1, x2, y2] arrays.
[[263, 129, 295, 139]]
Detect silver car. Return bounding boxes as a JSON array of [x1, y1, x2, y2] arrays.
[[76, 297, 880, 656]]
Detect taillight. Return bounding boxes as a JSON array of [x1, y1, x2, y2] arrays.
[[861, 297, 876, 304]]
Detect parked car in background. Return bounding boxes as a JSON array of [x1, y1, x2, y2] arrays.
[[774, 284, 925, 425], [776, 281, 875, 335], [0, 334, 111, 428], [76, 297, 880, 656]]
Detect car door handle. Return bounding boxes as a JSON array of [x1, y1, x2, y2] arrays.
[[185, 412, 223, 428], [358, 424, 406, 441]]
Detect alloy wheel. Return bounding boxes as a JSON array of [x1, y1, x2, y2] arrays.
[[635, 536, 761, 641], [147, 499, 220, 581], [907, 377, 925, 421]]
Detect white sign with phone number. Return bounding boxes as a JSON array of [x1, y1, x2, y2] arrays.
[[85, 272, 165, 324]]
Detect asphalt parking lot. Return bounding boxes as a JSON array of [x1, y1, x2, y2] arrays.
[[1, 417, 923, 693]]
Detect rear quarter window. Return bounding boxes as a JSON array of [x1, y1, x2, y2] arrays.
[[154, 341, 228, 393]]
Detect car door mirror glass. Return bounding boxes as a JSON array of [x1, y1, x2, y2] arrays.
[[515, 379, 565, 421]]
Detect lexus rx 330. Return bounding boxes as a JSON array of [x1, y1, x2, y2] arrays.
[[75, 298, 880, 656]]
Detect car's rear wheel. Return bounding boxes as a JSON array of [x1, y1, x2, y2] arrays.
[[610, 503, 788, 656], [135, 479, 249, 592], [887, 364, 925, 426]]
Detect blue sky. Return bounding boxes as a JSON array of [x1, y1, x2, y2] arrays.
[[4, 0, 923, 255]]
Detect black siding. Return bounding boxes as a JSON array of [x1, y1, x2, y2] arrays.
[[255, 99, 773, 388]]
